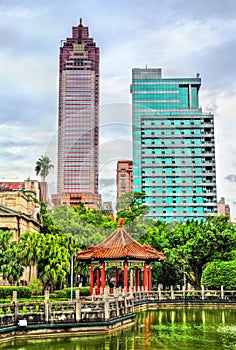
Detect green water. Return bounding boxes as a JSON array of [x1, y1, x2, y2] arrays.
[[1, 307, 236, 349]]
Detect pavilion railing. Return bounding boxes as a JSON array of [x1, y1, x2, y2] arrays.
[[0, 286, 235, 332], [0, 289, 135, 330], [129, 285, 236, 304]]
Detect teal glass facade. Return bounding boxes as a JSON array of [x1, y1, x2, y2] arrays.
[[131, 68, 217, 222]]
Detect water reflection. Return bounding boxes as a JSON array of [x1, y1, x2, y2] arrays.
[[1, 307, 236, 350]]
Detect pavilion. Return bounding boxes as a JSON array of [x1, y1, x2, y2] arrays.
[[76, 219, 165, 295]]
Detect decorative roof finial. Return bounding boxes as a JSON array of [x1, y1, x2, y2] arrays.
[[118, 218, 124, 227], [78, 18, 83, 27]]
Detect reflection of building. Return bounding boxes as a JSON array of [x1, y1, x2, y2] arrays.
[[131, 68, 217, 222], [116, 160, 133, 200], [56, 19, 100, 209], [217, 197, 230, 219]]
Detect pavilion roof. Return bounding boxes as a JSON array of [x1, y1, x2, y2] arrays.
[[76, 219, 165, 262]]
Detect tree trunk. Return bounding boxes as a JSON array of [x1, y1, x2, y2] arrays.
[[191, 264, 203, 289]]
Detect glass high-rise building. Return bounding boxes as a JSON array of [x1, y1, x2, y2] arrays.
[[130, 68, 217, 222], [57, 19, 99, 198]]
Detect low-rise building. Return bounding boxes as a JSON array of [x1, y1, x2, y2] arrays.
[[0, 179, 42, 283]]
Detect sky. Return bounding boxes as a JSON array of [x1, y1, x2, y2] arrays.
[[0, 0, 236, 217]]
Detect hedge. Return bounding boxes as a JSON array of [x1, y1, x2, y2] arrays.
[[0, 286, 32, 299], [201, 260, 236, 289]]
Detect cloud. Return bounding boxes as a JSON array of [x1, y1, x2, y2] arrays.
[[0, 0, 235, 215], [225, 175, 236, 183], [99, 178, 116, 188]]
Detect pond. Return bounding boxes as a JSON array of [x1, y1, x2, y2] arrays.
[[1, 307, 236, 349]]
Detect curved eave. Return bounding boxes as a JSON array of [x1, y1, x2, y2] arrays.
[[76, 248, 165, 262], [76, 223, 166, 262]]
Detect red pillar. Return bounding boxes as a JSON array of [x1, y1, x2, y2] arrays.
[[143, 262, 147, 291], [135, 268, 140, 291], [96, 269, 101, 294], [101, 262, 106, 294], [90, 264, 94, 296], [147, 266, 152, 291], [124, 261, 128, 292]]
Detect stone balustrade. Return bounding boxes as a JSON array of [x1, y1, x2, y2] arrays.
[[0, 289, 134, 328], [0, 286, 235, 332], [132, 285, 236, 304]]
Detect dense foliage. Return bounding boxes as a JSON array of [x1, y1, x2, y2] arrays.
[[0, 191, 235, 292], [51, 202, 117, 246], [201, 260, 236, 289], [139, 215, 236, 288], [116, 191, 149, 224]]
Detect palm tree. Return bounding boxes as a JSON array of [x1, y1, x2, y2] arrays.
[[40, 234, 71, 290], [1, 243, 24, 284], [18, 231, 43, 283], [35, 155, 54, 182]]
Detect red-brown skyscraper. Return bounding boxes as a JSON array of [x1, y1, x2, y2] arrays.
[[116, 160, 133, 200], [57, 19, 99, 201]]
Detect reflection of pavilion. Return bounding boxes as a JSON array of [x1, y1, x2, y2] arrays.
[[76, 219, 165, 295]]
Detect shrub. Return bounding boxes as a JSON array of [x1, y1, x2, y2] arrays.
[[29, 278, 43, 295], [0, 286, 32, 299], [201, 260, 236, 290]]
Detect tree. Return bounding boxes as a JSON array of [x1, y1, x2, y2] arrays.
[[29, 278, 43, 295], [139, 221, 181, 287], [201, 261, 236, 289], [51, 204, 116, 246], [35, 155, 54, 182], [18, 231, 43, 283], [0, 230, 13, 258], [40, 201, 62, 235], [168, 216, 236, 288], [152, 261, 181, 289], [116, 191, 149, 224], [0, 230, 23, 284], [1, 242, 23, 284], [140, 216, 236, 288], [38, 233, 80, 290]]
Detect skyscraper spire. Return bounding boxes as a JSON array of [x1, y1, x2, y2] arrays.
[[78, 18, 83, 27]]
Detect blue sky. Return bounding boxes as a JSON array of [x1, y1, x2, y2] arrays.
[[0, 0, 236, 217]]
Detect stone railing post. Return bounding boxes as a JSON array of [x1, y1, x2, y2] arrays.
[[44, 290, 50, 323], [182, 285, 186, 299], [75, 289, 81, 322], [12, 291, 18, 322], [91, 287, 96, 302], [158, 284, 162, 300], [124, 294, 127, 314], [116, 296, 120, 317], [170, 286, 174, 300], [104, 289, 109, 321], [221, 285, 224, 300], [201, 285, 205, 300], [137, 286, 141, 301]]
